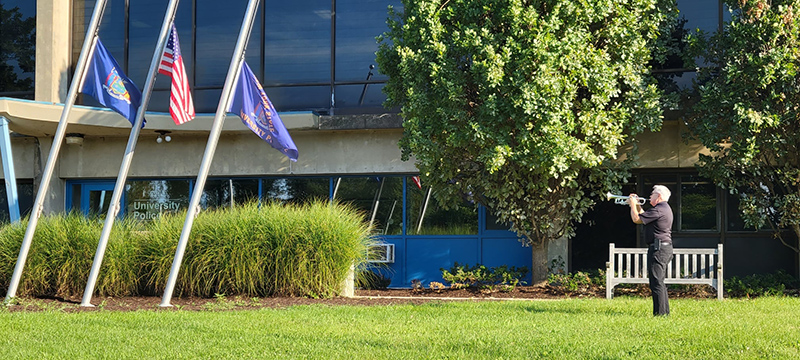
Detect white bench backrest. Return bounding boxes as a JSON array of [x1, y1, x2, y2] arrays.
[[606, 243, 724, 300]]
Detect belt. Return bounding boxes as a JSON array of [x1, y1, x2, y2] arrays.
[[651, 241, 672, 247]]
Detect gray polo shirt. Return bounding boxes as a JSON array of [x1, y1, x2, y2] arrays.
[[639, 201, 673, 245]]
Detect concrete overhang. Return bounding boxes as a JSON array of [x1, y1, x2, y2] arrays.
[[0, 97, 319, 137]]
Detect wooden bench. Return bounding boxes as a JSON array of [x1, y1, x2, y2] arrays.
[[605, 243, 724, 300]]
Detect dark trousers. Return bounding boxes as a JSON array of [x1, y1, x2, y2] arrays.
[[648, 243, 673, 316]]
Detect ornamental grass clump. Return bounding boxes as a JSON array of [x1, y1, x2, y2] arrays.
[[0, 212, 142, 298], [1, 200, 374, 299], [140, 200, 375, 298]]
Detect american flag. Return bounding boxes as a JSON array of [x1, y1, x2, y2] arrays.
[[411, 176, 422, 189], [159, 24, 195, 125]]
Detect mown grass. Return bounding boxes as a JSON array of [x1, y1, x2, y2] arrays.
[[0, 201, 374, 299], [0, 297, 798, 359]]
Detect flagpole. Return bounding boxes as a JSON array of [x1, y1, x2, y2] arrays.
[[160, 0, 261, 307], [369, 178, 385, 228], [79, 0, 183, 307], [4, 0, 109, 303], [416, 187, 432, 233]]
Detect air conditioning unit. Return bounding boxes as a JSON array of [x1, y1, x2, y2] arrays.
[[368, 243, 395, 263]]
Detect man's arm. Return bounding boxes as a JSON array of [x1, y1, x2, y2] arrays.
[[629, 196, 644, 224]]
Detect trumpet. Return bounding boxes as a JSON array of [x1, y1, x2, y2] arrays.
[[606, 192, 646, 205]]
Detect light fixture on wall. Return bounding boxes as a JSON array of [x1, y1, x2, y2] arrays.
[[65, 133, 84, 146], [155, 130, 172, 144]]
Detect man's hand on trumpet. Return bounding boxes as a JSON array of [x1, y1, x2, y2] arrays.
[[627, 194, 642, 207], [628, 193, 645, 224]]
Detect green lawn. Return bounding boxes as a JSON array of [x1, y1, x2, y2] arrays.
[[1, 297, 799, 359]]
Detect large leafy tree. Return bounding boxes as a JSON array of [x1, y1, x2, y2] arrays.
[[686, 0, 800, 254], [377, 0, 675, 280]]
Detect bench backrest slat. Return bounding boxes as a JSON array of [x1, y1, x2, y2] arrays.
[[701, 254, 707, 279], [626, 253, 632, 278]]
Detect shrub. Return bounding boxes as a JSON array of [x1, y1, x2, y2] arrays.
[[1, 200, 375, 299], [141, 200, 376, 298], [547, 269, 605, 294], [725, 271, 800, 298], [441, 262, 528, 292], [0, 212, 142, 298], [356, 270, 391, 290]]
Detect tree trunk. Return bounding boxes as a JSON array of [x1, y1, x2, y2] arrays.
[[531, 241, 549, 285]]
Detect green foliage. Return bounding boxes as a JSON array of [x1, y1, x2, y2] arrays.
[[685, 0, 800, 252], [376, 0, 676, 264], [356, 270, 392, 290], [547, 255, 567, 274], [141, 201, 375, 298], [725, 270, 800, 298], [441, 262, 528, 291], [0, 200, 375, 299], [0, 212, 142, 298], [547, 269, 605, 293]]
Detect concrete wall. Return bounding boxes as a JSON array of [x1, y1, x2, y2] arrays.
[[35, 0, 71, 103], [0, 126, 417, 213], [56, 128, 416, 178], [0, 136, 39, 179]]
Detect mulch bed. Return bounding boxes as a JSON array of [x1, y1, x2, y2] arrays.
[[3, 284, 719, 313]]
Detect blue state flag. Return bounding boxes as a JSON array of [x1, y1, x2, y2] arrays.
[[80, 39, 143, 126], [228, 62, 298, 161]]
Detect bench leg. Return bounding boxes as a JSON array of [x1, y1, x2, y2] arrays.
[[606, 262, 613, 299]]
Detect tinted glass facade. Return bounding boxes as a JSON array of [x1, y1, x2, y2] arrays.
[[0, 180, 33, 223], [73, 0, 400, 114], [0, 0, 36, 99], [67, 176, 486, 237]]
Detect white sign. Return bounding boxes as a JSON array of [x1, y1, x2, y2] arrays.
[[129, 200, 181, 220]]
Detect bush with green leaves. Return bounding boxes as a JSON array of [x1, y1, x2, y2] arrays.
[[725, 270, 800, 298], [441, 262, 528, 292], [547, 270, 605, 294], [685, 0, 800, 254], [377, 0, 678, 283]]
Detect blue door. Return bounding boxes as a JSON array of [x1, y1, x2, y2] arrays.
[[68, 181, 121, 219]]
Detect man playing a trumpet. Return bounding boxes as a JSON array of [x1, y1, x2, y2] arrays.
[[628, 185, 674, 316]]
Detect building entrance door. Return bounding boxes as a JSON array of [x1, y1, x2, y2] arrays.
[[79, 182, 119, 218]]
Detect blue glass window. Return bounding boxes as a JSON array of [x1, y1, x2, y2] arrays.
[[677, 0, 721, 35], [264, 86, 330, 112], [71, 0, 402, 113], [201, 179, 260, 209], [334, 0, 399, 82], [196, 1, 251, 87], [0, 0, 36, 98], [335, 176, 402, 235], [0, 181, 34, 223], [334, 83, 386, 109], [407, 178, 478, 235], [127, 0, 169, 85], [124, 180, 191, 221], [263, 177, 329, 203], [96, 0, 127, 67], [263, 0, 330, 85]]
